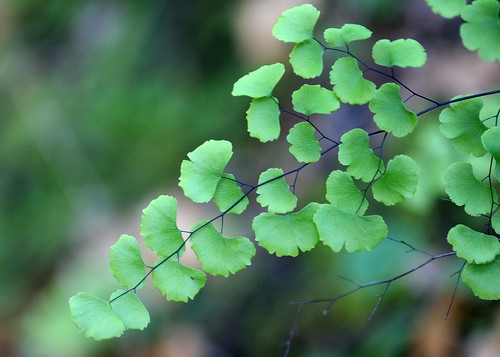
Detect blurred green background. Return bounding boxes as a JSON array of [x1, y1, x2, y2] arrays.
[[1, 0, 499, 356]]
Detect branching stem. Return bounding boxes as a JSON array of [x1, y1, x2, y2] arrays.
[[283, 250, 457, 356]]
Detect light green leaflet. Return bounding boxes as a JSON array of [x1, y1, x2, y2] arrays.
[[372, 155, 418, 206], [70, 293, 126, 340], [338, 128, 384, 182], [289, 39, 324, 79], [291, 84, 340, 115], [447, 224, 500, 264], [439, 98, 487, 157], [141, 195, 185, 257], [314, 205, 387, 253], [252, 203, 321, 257], [272, 4, 324, 78], [462, 260, 500, 300], [425, 0, 466, 18], [493, 210, 500, 234], [232, 63, 285, 98], [69, 291, 150, 340], [179, 140, 233, 203], [287, 122, 321, 163], [109, 234, 146, 290], [444, 162, 498, 216], [190, 221, 255, 277], [151, 259, 206, 302], [256, 168, 298, 214], [330, 57, 376, 105], [372, 39, 427, 68], [325, 170, 368, 215], [460, 0, 500, 62], [324, 24, 372, 47], [214, 173, 249, 214], [369, 83, 418, 137], [272, 4, 320, 43], [481, 127, 500, 181], [246, 97, 281, 142], [109, 290, 150, 331]]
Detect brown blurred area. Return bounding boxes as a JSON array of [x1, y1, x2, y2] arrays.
[[0, 0, 498, 356]]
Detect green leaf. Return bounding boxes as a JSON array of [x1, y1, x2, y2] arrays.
[[289, 39, 324, 79], [447, 225, 500, 264], [232, 63, 285, 98], [372, 155, 418, 206], [369, 83, 418, 137], [109, 290, 150, 330], [462, 260, 500, 300], [325, 170, 368, 215], [246, 97, 281, 142], [481, 126, 500, 180], [439, 98, 487, 156], [493, 210, 500, 234], [214, 173, 249, 214], [314, 205, 387, 253], [460, 0, 500, 62], [330, 57, 376, 105], [69, 293, 124, 340], [272, 4, 320, 43], [253, 203, 321, 257], [256, 168, 298, 214], [152, 260, 206, 302], [372, 39, 427, 68], [324, 24, 372, 47], [109, 235, 146, 290], [291, 84, 340, 115], [425, 0, 466, 18], [482, 126, 500, 158], [179, 140, 233, 203], [444, 162, 498, 216], [338, 128, 384, 182], [190, 222, 255, 277], [141, 195, 185, 257], [287, 122, 321, 163]]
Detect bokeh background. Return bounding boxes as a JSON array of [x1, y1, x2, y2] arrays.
[[1, 0, 499, 356]]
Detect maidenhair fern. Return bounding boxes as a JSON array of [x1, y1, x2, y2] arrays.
[[70, 1, 500, 353]]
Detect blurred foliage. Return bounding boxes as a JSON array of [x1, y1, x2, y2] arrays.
[[1, 0, 498, 356]]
